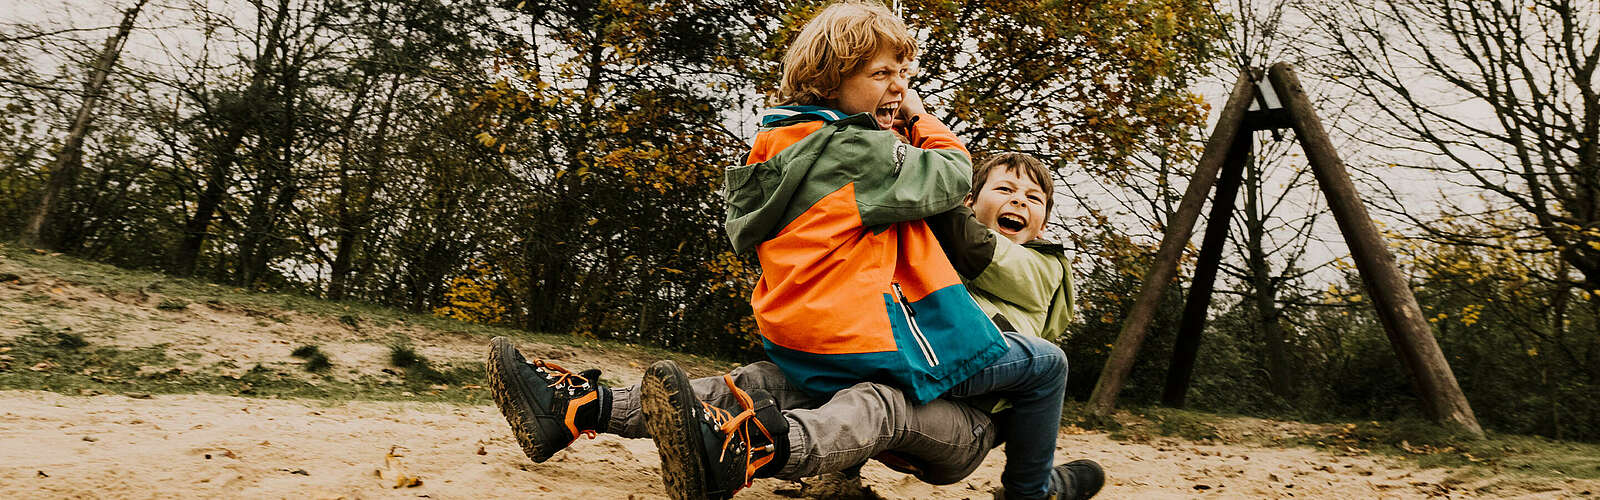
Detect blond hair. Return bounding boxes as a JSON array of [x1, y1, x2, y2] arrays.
[[777, 1, 917, 106]]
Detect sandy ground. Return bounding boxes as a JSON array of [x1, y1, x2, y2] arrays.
[[4, 389, 1594, 499], [3, 253, 1598, 498]]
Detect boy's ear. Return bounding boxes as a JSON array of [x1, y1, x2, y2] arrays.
[[962, 193, 975, 208]]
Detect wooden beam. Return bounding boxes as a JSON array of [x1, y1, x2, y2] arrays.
[[1266, 62, 1484, 437], [1161, 134, 1250, 408], [1087, 70, 1259, 415]]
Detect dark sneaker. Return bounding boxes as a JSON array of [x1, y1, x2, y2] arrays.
[[993, 459, 1104, 500], [485, 336, 611, 463], [641, 360, 788, 500]]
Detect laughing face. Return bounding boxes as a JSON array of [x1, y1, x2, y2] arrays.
[[826, 46, 911, 130], [966, 165, 1048, 244]]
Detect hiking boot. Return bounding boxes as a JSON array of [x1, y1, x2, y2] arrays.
[[485, 336, 611, 463], [992, 459, 1104, 500], [641, 360, 788, 500]]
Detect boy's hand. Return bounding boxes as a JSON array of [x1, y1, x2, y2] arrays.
[[899, 88, 927, 120], [892, 89, 928, 137]]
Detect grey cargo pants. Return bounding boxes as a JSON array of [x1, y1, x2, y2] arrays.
[[608, 361, 996, 484]]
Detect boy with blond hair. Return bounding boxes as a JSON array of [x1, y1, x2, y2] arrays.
[[485, 3, 1102, 499], [636, 3, 1092, 499]]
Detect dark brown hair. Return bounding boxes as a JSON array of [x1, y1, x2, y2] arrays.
[[969, 152, 1055, 213]]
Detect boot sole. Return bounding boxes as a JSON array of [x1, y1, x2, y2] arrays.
[[642, 360, 711, 500], [486, 336, 557, 463]]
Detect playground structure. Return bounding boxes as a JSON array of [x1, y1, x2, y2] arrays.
[[1085, 63, 1485, 438]]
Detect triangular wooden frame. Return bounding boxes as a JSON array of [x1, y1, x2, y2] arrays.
[[1085, 63, 1484, 437]]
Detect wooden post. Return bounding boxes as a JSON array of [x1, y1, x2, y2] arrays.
[[1087, 70, 1259, 415], [1161, 135, 1250, 407], [1267, 63, 1484, 437]]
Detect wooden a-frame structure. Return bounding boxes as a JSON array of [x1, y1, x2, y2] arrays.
[[1085, 63, 1485, 437]]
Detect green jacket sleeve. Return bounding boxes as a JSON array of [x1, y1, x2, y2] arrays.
[[926, 207, 998, 280], [825, 120, 971, 228]]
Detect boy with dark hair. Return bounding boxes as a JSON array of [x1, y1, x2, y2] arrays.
[[486, 2, 1100, 498], [486, 150, 1100, 498], [637, 2, 1083, 498]]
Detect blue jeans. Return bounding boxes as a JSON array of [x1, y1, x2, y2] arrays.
[[944, 331, 1068, 498]]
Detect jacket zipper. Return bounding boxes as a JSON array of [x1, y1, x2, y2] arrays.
[[892, 282, 940, 367]]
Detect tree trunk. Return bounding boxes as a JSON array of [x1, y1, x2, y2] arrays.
[[173, 0, 290, 276], [1268, 62, 1483, 437], [329, 75, 402, 299], [1243, 153, 1294, 398], [20, 0, 147, 248], [1161, 135, 1249, 407], [1088, 70, 1258, 415]]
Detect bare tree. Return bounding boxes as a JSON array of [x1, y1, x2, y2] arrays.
[[18, 0, 148, 248], [1300, 0, 1600, 290]]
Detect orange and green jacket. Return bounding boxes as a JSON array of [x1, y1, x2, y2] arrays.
[[723, 106, 1007, 404]]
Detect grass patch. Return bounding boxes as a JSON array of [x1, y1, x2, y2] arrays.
[[53, 331, 88, 349], [0, 331, 486, 404], [1061, 401, 1122, 432], [0, 243, 741, 402], [289, 345, 332, 373], [1293, 418, 1600, 479], [386, 342, 475, 386], [155, 298, 189, 311], [290, 345, 322, 358], [388, 343, 423, 368], [1061, 403, 1223, 443]]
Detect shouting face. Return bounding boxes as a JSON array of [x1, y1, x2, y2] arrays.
[[826, 46, 911, 130], [966, 165, 1048, 244]]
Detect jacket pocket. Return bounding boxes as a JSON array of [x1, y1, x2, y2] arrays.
[[722, 163, 764, 218]]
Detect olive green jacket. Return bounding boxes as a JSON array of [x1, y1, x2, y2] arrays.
[[928, 208, 1076, 342]]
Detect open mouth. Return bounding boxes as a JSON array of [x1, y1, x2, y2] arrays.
[[997, 214, 1027, 233], [874, 102, 899, 128]]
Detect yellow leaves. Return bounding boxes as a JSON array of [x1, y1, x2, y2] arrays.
[[1526, 348, 1538, 357], [1458, 304, 1483, 326], [433, 261, 507, 325], [474, 132, 496, 147], [380, 446, 423, 488]]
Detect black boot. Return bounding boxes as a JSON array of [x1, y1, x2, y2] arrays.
[[485, 336, 611, 463], [642, 360, 788, 500], [993, 459, 1104, 500]]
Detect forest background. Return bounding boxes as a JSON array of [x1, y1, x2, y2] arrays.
[[2, 0, 1596, 442]]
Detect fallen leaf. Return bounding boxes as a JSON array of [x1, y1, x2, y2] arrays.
[[476, 445, 487, 456], [383, 446, 422, 488], [29, 362, 53, 372]]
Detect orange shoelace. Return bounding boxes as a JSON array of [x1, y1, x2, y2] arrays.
[[533, 360, 598, 439], [699, 375, 778, 488]]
